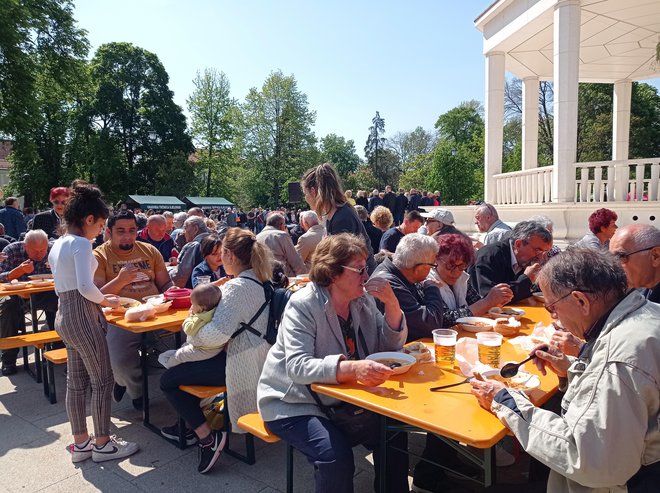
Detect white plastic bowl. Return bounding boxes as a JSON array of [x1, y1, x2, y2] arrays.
[[456, 317, 496, 332], [488, 307, 526, 320], [366, 351, 416, 375]]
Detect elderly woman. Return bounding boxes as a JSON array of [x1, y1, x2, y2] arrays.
[[573, 207, 618, 250], [160, 227, 274, 474], [428, 234, 512, 327], [257, 233, 409, 493], [191, 234, 227, 288]]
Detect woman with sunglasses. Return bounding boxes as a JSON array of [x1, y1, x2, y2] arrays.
[[31, 186, 70, 239], [428, 234, 513, 327], [258, 233, 408, 493]]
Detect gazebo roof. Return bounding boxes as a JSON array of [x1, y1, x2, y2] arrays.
[[475, 0, 660, 82]]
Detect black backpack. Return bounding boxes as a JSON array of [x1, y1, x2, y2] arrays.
[[231, 278, 292, 345]]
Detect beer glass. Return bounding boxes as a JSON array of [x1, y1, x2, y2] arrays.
[[432, 329, 457, 369], [476, 332, 503, 367]]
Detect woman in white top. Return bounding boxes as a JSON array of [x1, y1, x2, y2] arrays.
[[49, 181, 139, 463]]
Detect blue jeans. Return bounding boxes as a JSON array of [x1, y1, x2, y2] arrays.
[[266, 414, 408, 493], [160, 351, 227, 429]]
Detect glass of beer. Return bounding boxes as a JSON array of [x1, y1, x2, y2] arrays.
[[432, 329, 457, 369], [476, 332, 503, 367]]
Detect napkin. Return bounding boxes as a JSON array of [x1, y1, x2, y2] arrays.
[[455, 337, 497, 377], [508, 322, 557, 352]]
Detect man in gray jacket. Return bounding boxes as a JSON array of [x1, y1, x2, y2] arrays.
[[471, 249, 660, 492], [256, 212, 307, 277], [169, 216, 209, 288]]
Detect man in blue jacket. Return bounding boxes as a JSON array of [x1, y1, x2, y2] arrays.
[[0, 198, 26, 240]]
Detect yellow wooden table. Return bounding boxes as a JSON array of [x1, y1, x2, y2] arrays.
[[0, 281, 57, 382], [312, 300, 557, 489], [104, 307, 188, 433]]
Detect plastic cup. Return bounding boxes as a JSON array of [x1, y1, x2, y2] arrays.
[[476, 332, 503, 367], [432, 329, 457, 369], [197, 276, 211, 285]]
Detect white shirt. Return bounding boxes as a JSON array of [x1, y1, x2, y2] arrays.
[[49, 234, 105, 304]]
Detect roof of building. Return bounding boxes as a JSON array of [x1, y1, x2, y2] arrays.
[[126, 195, 186, 209], [184, 196, 234, 208]]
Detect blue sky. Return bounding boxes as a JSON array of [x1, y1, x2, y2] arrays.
[[74, 0, 659, 158]]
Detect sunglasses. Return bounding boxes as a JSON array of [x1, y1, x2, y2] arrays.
[[343, 265, 368, 276], [52, 200, 67, 206]]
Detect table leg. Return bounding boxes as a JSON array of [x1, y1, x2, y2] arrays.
[[484, 446, 496, 487], [29, 294, 43, 383], [378, 414, 387, 493], [140, 334, 155, 432]]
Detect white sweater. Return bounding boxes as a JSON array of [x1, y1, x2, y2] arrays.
[[49, 234, 105, 304]]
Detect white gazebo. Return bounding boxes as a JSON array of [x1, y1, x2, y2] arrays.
[[454, 0, 660, 240]]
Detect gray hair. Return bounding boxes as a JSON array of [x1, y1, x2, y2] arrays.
[[511, 220, 552, 243], [475, 202, 499, 220], [354, 205, 369, 221], [629, 224, 660, 250], [24, 229, 48, 244], [146, 214, 166, 226], [392, 233, 439, 270], [538, 248, 627, 302], [528, 215, 554, 233], [266, 212, 286, 228], [173, 212, 187, 227], [162, 211, 174, 219], [184, 216, 208, 233], [300, 210, 319, 227]]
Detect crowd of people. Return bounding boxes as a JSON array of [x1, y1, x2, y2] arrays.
[[0, 163, 658, 492]]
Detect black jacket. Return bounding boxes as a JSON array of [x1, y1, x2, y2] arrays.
[[394, 193, 408, 214], [382, 192, 396, 213], [31, 209, 61, 239], [362, 220, 383, 254], [473, 240, 533, 303], [367, 196, 383, 212], [407, 193, 421, 212], [371, 258, 443, 342]]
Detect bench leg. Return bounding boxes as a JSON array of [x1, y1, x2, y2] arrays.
[[44, 360, 57, 404], [224, 432, 255, 465], [286, 444, 294, 493]]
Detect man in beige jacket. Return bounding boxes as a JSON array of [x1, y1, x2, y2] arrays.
[[295, 211, 325, 269], [256, 212, 307, 277]]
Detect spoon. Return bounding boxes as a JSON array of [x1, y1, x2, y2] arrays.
[[430, 377, 472, 391], [388, 362, 402, 369], [499, 345, 548, 378]]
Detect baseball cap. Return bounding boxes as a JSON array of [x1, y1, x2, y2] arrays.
[[420, 208, 454, 225]]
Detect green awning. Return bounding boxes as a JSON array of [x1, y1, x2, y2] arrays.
[[184, 196, 234, 208], [126, 195, 186, 210]]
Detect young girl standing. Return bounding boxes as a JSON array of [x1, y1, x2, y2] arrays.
[[49, 181, 139, 462]]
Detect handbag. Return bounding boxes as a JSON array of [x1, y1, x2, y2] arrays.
[[307, 329, 379, 447]]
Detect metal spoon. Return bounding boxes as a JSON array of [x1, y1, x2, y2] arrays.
[[499, 345, 548, 378], [388, 362, 402, 369], [430, 377, 472, 391]]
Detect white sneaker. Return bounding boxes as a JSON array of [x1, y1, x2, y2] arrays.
[[496, 443, 516, 467], [67, 438, 94, 463], [92, 436, 139, 462]]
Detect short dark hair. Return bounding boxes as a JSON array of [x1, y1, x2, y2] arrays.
[[405, 210, 424, 223], [4, 197, 17, 207], [539, 248, 628, 302], [108, 210, 137, 230], [511, 220, 552, 244], [199, 234, 223, 258], [266, 212, 286, 228]]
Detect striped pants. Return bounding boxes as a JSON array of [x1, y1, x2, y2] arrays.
[[55, 290, 113, 437]]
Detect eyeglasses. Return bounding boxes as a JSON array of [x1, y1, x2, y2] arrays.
[[544, 289, 591, 314], [342, 265, 368, 276], [52, 200, 67, 206], [417, 262, 438, 269], [612, 246, 657, 264], [441, 261, 467, 273]]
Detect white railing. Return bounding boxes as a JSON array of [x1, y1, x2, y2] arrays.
[[574, 158, 660, 203], [494, 166, 553, 205]]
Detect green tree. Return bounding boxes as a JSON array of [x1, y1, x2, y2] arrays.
[[343, 165, 379, 194], [88, 42, 193, 200], [241, 70, 317, 207], [388, 126, 437, 173], [430, 101, 485, 204], [319, 134, 360, 179], [364, 111, 393, 187], [0, 0, 88, 138], [187, 68, 238, 197]]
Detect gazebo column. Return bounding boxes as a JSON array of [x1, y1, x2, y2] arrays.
[[522, 77, 539, 170], [484, 51, 505, 204], [552, 0, 580, 202], [613, 79, 632, 200]]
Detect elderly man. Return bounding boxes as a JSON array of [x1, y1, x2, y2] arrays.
[[382, 185, 396, 216], [371, 233, 443, 341], [294, 211, 325, 269], [473, 221, 552, 303], [420, 208, 462, 238], [187, 207, 204, 218], [170, 211, 188, 250], [162, 211, 175, 233], [170, 216, 209, 288], [137, 214, 175, 263], [31, 186, 69, 239], [474, 202, 511, 247], [471, 249, 660, 492], [0, 197, 26, 240], [256, 212, 306, 277], [94, 210, 173, 408], [610, 223, 660, 302], [379, 210, 423, 253], [0, 230, 58, 375]]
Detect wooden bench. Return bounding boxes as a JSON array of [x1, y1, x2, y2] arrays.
[[42, 348, 67, 404], [177, 385, 255, 464], [0, 331, 62, 383], [237, 412, 293, 493]]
